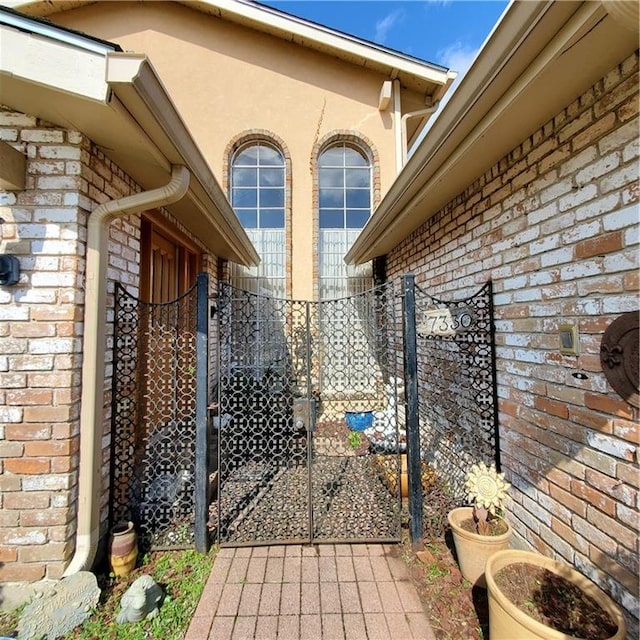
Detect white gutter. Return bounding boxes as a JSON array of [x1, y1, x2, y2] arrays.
[[64, 165, 190, 576]]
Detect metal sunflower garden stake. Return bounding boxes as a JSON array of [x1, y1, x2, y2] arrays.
[[464, 461, 510, 535]]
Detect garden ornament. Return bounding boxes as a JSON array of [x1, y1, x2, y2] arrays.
[[116, 574, 164, 624], [464, 461, 510, 535]]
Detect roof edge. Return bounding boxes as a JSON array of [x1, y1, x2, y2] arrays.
[[106, 53, 260, 267]]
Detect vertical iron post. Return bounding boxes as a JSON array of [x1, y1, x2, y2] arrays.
[[487, 280, 502, 472], [305, 300, 314, 544], [402, 274, 423, 550], [194, 273, 209, 553]]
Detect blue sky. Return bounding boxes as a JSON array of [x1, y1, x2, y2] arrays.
[[260, 1, 510, 81]]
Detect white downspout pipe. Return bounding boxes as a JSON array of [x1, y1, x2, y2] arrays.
[[400, 102, 439, 167], [393, 79, 403, 176], [64, 165, 190, 576]]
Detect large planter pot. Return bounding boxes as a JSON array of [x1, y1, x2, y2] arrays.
[[109, 521, 138, 577], [447, 506, 512, 588], [486, 549, 626, 640]]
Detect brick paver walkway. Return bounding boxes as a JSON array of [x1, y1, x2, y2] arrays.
[[185, 544, 436, 640]]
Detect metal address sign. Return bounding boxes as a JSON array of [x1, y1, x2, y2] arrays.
[[418, 306, 474, 337]]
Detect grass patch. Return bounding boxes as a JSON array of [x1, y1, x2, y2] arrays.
[[0, 605, 23, 637], [65, 547, 215, 640]]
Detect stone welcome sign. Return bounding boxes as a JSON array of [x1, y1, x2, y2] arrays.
[[17, 572, 100, 640]]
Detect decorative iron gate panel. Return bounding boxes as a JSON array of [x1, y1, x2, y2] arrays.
[[110, 278, 209, 551], [214, 281, 404, 545], [414, 281, 499, 502]]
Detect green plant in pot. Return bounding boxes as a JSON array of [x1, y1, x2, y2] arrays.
[[447, 461, 513, 588]]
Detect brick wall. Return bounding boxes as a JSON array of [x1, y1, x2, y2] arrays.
[[0, 110, 219, 583], [387, 52, 639, 631], [0, 113, 88, 581]]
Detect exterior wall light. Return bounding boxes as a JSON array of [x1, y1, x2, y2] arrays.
[[0, 254, 20, 286]]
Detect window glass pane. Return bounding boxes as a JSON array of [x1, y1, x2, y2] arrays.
[[319, 147, 344, 167], [232, 188, 257, 207], [320, 209, 344, 228], [319, 189, 344, 208], [346, 209, 369, 228], [260, 168, 284, 187], [260, 189, 284, 207], [346, 189, 370, 208], [319, 168, 344, 188], [235, 146, 259, 165], [260, 209, 285, 229], [237, 209, 258, 228], [344, 146, 368, 166], [345, 168, 369, 188], [233, 167, 257, 187], [259, 145, 283, 166]]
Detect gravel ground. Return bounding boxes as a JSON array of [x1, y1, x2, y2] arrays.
[[209, 455, 402, 544]]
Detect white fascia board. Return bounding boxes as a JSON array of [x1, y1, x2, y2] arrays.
[[206, 0, 450, 85], [0, 7, 116, 54], [0, 23, 109, 102]]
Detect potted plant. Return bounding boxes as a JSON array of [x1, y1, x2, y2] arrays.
[[485, 549, 626, 639], [447, 461, 512, 587]]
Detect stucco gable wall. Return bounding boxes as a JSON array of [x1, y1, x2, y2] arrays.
[[46, 1, 414, 299], [386, 52, 639, 635], [47, 1, 404, 183]]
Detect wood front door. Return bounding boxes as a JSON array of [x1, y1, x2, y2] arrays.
[[140, 215, 200, 304]]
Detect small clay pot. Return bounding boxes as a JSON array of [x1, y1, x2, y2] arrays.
[[109, 521, 138, 577]]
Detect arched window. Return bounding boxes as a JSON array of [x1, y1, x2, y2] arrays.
[[318, 142, 372, 299], [230, 141, 286, 297]]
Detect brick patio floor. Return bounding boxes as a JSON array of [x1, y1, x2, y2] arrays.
[[185, 543, 436, 640]]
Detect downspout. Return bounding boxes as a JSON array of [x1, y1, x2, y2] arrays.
[[400, 102, 439, 167], [64, 165, 190, 576], [393, 79, 403, 176]]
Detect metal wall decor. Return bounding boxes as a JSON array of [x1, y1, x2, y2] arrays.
[[600, 311, 639, 408]]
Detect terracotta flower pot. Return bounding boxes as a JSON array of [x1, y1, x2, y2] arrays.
[[447, 506, 512, 588], [485, 549, 626, 640], [109, 521, 138, 577]]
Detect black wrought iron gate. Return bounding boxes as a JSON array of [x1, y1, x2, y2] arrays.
[[110, 272, 499, 551], [213, 281, 405, 545], [110, 275, 209, 552]]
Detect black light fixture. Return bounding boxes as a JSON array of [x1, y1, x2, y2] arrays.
[[0, 254, 20, 286]]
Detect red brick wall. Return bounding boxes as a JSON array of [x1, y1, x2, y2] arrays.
[[387, 52, 639, 631], [0, 111, 219, 583]]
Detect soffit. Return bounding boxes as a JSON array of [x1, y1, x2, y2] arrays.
[[346, 0, 640, 264]]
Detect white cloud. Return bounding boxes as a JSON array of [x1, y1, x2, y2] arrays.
[[436, 40, 478, 79], [374, 9, 405, 44], [408, 41, 479, 155]]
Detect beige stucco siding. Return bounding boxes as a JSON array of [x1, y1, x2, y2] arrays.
[[51, 1, 409, 298]]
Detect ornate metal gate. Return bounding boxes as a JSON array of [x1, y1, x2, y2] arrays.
[[110, 275, 209, 551], [413, 281, 499, 502], [213, 281, 404, 545]]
